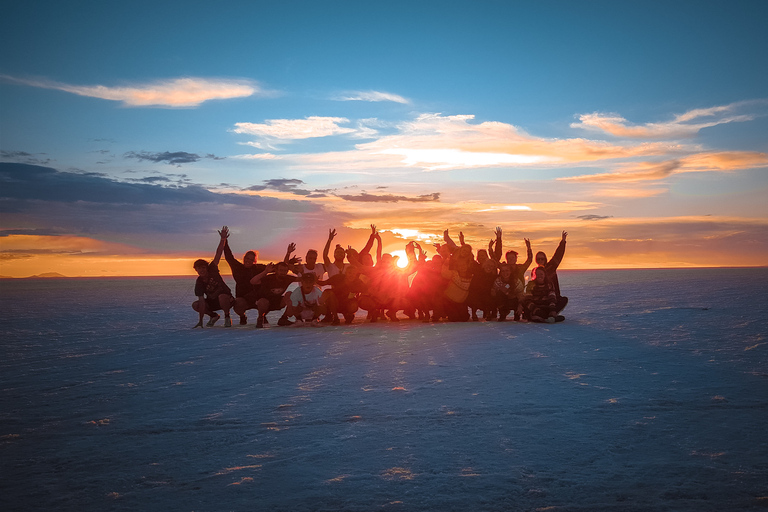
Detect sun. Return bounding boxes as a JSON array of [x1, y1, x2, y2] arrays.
[[390, 250, 410, 268]]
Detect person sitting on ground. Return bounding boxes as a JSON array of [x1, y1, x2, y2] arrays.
[[523, 266, 561, 323], [192, 231, 234, 328], [533, 231, 568, 314], [220, 226, 266, 325], [285, 272, 326, 324], [250, 261, 297, 328]]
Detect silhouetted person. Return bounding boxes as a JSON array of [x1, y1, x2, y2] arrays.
[[192, 229, 234, 328]]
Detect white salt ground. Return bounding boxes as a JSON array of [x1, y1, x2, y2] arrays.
[[1, 268, 767, 511]]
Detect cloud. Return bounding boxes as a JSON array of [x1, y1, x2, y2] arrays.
[[281, 113, 685, 173], [247, 178, 314, 196], [1, 75, 261, 107], [335, 192, 440, 203], [124, 151, 224, 166], [0, 163, 327, 255], [571, 100, 768, 139], [334, 90, 410, 104], [233, 117, 356, 143], [560, 151, 768, 183], [577, 215, 613, 221], [1, 150, 51, 165]]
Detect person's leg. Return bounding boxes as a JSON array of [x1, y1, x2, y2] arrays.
[[234, 297, 250, 324], [255, 298, 270, 328], [278, 292, 294, 326], [218, 294, 233, 326]]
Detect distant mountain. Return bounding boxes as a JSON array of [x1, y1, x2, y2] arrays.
[[0, 275, 15, 279], [29, 272, 68, 278]]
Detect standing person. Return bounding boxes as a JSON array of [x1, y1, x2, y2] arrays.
[[192, 230, 234, 328], [534, 231, 568, 313], [220, 226, 265, 325]]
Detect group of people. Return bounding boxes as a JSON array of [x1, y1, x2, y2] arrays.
[[192, 226, 568, 328]]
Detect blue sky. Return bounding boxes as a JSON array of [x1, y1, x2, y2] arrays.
[[1, 0, 767, 276]]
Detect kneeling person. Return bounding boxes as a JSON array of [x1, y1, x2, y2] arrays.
[[286, 273, 326, 324]]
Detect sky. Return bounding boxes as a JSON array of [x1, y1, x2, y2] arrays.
[[1, 0, 767, 277]]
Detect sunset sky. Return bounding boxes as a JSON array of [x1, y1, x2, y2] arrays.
[[1, 1, 767, 277]]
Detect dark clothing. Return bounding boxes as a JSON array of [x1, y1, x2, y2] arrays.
[[223, 244, 265, 298], [524, 278, 557, 321], [194, 262, 231, 299], [467, 269, 497, 312], [510, 245, 533, 288], [257, 273, 295, 300], [542, 239, 566, 298]]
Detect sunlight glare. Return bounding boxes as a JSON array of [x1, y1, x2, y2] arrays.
[[390, 250, 409, 268]]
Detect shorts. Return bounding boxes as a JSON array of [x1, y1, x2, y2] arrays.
[[237, 291, 260, 309], [204, 295, 232, 312]]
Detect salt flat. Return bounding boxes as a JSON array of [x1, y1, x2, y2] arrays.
[[1, 270, 767, 511]]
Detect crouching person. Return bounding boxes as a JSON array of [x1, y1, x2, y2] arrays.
[[250, 261, 297, 328], [492, 263, 524, 321], [285, 273, 327, 324], [192, 258, 235, 328]]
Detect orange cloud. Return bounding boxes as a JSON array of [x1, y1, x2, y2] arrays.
[[1, 75, 260, 107], [560, 151, 768, 183], [571, 100, 767, 139]]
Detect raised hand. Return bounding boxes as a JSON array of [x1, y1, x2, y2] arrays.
[[525, 238, 531, 247], [218, 225, 230, 240], [328, 228, 337, 240], [458, 231, 465, 245], [562, 231, 568, 241], [287, 242, 297, 253], [495, 226, 502, 239], [370, 224, 377, 234]]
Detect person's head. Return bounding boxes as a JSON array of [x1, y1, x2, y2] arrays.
[[506, 250, 518, 265], [533, 266, 547, 283], [535, 251, 547, 267], [431, 254, 443, 269], [193, 259, 209, 277], [481, 258, 496, 274], [276, 261, 289, 276], [361, 253, 374, 267], [380, 253, 394, 268], [243, 250, 257, 268], [477, 249, 489, 264], [305, 249, 318, 266], [300, 272, 316, 292], [499, 263, 512, 280], [333, 244, 346, 262]]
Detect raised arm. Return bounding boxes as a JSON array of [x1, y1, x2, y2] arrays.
[[212, 226, 228, 266], [443, 229, 458, 249], [521, 238, 533, 271], [283, 242, 297, 264], [322, 228, 336, 268], [359, 224, 377, 258], [548, 231, 567, 270], [493, 227, 503, 261], [374, 232, 382, 264]]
